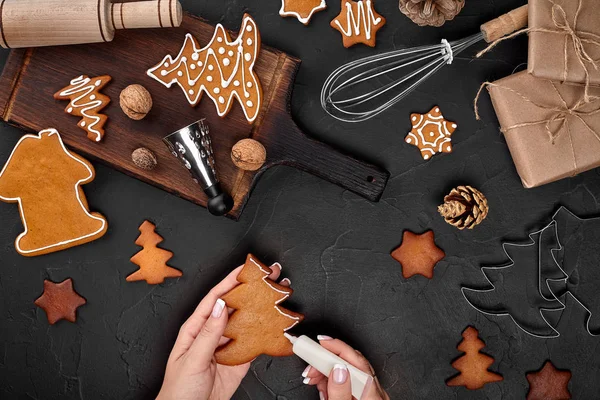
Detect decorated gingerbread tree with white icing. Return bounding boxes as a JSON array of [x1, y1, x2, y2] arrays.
[[147, 14, 262, 123], [215, 254, 304, 366]]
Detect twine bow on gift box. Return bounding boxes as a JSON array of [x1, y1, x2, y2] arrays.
[[474, 81, 600, 176], [478, 0, 600, 103]]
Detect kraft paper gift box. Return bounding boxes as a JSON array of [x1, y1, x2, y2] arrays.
[[528, 0, 600, 87], [485, 71, 600, 188]]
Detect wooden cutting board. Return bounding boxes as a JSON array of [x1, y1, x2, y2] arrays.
[[0, 13, 389, 219]]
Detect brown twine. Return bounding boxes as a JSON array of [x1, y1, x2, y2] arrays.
[[477, 0, 600, 103], [474, 80, 600, 175]]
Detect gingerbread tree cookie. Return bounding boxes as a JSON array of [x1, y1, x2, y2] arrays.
[[331, 0, 386, 48], [406, 106, 457, 160], [446, 326, 503, 390], [0, 129, 107, 257], [280, 0, 327, 25], [526, 361, 572, 400], [54, 75, 111, 142], [215, 254, 304, 366], [127, 220, 182, 284], [391, 230, 445, 279], [147, 14, 263, 124], [35, 278, 87, 325]]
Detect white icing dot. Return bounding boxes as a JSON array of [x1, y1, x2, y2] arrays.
[[67, 107, 73, 113], [245, 92, 250, 98], [406, 138, 412, 143], [412, 116, 417, 121], [424, 154, 430, 160], [188, 80, 194, 85], [177, 71, 183, 77], [189, 89, 194, 94], [247, 81, 253, 88], [452, 123, 457, 129], [181, 56, 187, 62], [228, 50, 234, 56], [244, 53, 252, 62], [238, 45, 244, 53], [161, 70, 168, 76], [218, 96, 225, 104], [95, 80, 101, 86], [447, 146, 451, 151], [163, 62, 169, 67], [90, 95, 96, 100], [214, 87, 220, 94], [218, 47, 225, 54], [223, 58, 230, 66], [197, 61, 203, 67], [217, 37, 223, 42], [207, 76, 213, 82], [81, 121, 86, 127], [190, 64, 196, 70], [208, 65, 214, 71], [233, 80, 240, 86], [246, 25, 252, 32], [192, 53, 199, 61], [246, 100, 253, 107], [435, 107, 440, 112], [247, 38, 253, 46]]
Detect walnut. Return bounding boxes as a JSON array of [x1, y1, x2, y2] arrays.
[[231, 139, 266, 171], [120, 84, 153, 120], [132, 147, 158, 170]]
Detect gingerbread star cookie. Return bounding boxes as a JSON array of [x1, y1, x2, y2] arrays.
[[526, 361, 572, 400], [330, 0, 386, 48], [280, 0, 327, 25], [391, 230, 445, 279], [34, 278, 87, 325], [147, 14, 263, 124], [406, 106, 457, 160], [54, 75, 111, 142]]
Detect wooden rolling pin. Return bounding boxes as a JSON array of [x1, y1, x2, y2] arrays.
[[0, 0, 183, 48]]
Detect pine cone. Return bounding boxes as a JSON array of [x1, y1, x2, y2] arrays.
[[438, 186, 488, 230], [399, 0, 465, 27]]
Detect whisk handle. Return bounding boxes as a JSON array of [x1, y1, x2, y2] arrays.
[[261, 118, 389, 202], [480, 5, 528, 43]]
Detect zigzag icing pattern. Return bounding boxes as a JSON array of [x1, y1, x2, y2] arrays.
[[147, 14, 262, 123]]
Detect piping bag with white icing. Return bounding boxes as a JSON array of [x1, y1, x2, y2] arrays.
[[284, 334, 372, 399]]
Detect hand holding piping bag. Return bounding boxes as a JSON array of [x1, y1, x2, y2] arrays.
[[297, 335, 389, 400]]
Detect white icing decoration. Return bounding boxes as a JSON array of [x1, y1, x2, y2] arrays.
[[247, 38, 253, 46], [244, 53, 252, 62], [223, 58, 230, 66], [247, 81, 253, 88], [57, 75, 106, 141], [80, 121, 86, 127], [197, 61, 203, 67], [146, 15, 262, 123], [177, 71, 183, 77], [164, 62, 169, 67], [214, 88, 220, 94], [217, 37, 223, 42], [279, 0, 327, 25], [219, 47, 225, 54], [190, 64, 196, 70], [189, 89, 194, 94], [333, 0, 383, 40], [0, 129, 107, 254], [89, 95, 96, 100], [246, 100, 253, 107], [192, 53, 199, 61], [219, 96, 225, 104], [161, 70, 167, 76], [208, 65, 214, 71], [67, 107, 73, 113]]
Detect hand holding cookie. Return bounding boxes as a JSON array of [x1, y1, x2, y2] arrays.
[[157, 262, 291, 400], [303, 337, 390, 400]]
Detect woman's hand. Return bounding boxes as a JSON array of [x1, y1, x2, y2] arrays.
[[302, 337, 389, 400], [156, 263, 289, 400]]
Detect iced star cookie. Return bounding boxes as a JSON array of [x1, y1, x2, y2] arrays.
[[280, 0, 327, 25], [331, 0, 386, 48], [0, 129, 108, 256], [54, 75, 111, 142], [147, 14, 263, 124], [405, 106, 457, 160]]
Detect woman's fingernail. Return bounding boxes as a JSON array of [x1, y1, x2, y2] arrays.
[[271, 262, 282, 271], [333, 364, 348, 384], [303, 377, 311, 385], [317, 335, 333, 341], [280, 278, 291, 285], [212, 298, 225, 318], [319, 391, 326, 400], [302, 365, 311, 378]]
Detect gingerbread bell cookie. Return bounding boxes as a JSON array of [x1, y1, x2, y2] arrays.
[[406, 106, 457, 160], [0, 129, 107, 256], [280, 0, 327, 25], [331, 0, 386, 48], [215, 254, 304, 366], [54, 75, 111, 142], [391, 230, 445, 279], [147, 14, 263, 124], [34, 278, 87, 325]]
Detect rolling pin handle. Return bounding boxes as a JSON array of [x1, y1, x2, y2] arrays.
[[111, 0, 183, 30]]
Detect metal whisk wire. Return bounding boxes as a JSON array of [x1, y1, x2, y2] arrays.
[[321, 32, 485, 123]]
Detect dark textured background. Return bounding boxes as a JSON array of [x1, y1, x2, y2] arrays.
[[2, 0, 600, 399]]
